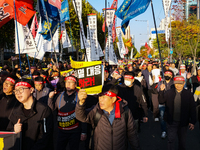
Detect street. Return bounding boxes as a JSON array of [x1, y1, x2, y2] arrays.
[[74, 110, 200, 150]]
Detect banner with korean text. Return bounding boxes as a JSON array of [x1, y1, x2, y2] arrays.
[[70, 57, 103, 95]]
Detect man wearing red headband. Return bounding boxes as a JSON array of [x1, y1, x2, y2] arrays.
[[49, 75, 87, 150], [157, 70, 174, 139], [7, 79, 54, 150], [117, 71, 148, 132], [33, 77, 54, 108], [0, 75, 20, 131], [159, 75, 196, 150], [76, 85, 140, 150]]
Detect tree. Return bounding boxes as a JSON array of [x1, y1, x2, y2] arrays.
[[152, 34, 168, 58]]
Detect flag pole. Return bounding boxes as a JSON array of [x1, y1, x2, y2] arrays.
[[73, 0, 88, 61], [13, 0, 22, 75], [26, 54, 32, 78], [104, 0, 107, 61], [150, 0, 164, 78], [59, 25, 63, 61]]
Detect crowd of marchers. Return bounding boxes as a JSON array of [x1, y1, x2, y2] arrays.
[[0, 58, 199, 150]]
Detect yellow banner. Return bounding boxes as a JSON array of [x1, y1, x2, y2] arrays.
[[60, 69, 74, 76], [70, 56, 102, 95], [0, 138, 4, 150]]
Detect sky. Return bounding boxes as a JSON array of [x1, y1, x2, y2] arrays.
[[87, 0, 165, 52]]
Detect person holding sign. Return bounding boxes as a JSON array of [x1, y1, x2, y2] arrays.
[[7, 79, 54, 150], [49, 75, 87, 150], [75, 85, 140, 150]]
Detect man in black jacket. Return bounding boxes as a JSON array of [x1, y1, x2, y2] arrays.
[[159, 75, 196, 150], [7, 79, 54, 150], [117, 71, 148, 131], [0, 75, 19, 131]]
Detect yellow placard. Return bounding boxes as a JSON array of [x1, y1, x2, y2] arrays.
[[0, 138, 4, 150], [60, 69, 73, 76]]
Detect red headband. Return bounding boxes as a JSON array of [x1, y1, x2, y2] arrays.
[[34, 81, 43, 84], [32, 75, 38, 78], [6, 77, 15, 84], [41, 75, 47, 78], [65, 76, 76, 82], [15, 82, 32, 88], [124, 75, 134, 79], [148, 64, 152, 66], [99, 91, 117, 97], [174, 77, 185, 82], [113, 71, 119, 74], [165, 71, 172, 76], [105, 70, 108, 73]]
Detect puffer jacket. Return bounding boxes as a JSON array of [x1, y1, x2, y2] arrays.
[[75, 98, 140, 150]]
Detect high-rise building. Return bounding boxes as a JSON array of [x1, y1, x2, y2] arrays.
[[183, 0, 197, 20]]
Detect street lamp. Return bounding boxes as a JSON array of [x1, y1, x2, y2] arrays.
[[135, 20, 149, 44]]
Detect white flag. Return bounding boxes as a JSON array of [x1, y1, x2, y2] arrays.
[[98, 42, 104, 57], [164, 16, 170, 42], [88, 14, 99, 60], [28, 19, 45, 60], [15, 21, 37, 54], [162, 0, 172, 16], [117, 42, 124, 59], [116, 27, 126, 56], [104, 9, 118, 64], [130, 48, 133, 59], [86, 40, 91, 61], [44, 28, 59, 53], [73, 0, 89, 49], [61, 22, 71, 48]]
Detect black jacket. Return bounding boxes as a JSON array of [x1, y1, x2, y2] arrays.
[[0, 93, 20, 131], [158, 88, 196, 126], [117, 83, 148, 120], [7, 99, 54, 150]]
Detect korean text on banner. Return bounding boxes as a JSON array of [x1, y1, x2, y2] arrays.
[[0, 2, 14, 28], [70, 57, 103, 95]]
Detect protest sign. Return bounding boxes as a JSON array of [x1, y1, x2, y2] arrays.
[[70, 57, 103, 95]]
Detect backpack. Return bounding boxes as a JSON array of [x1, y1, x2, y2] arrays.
[[89, 106, 129, 149]]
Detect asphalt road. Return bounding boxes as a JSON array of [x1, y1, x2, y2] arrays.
[[65, 110, 200, 150]]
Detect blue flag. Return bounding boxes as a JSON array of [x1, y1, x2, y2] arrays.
[[60, 0, 70, 23], [38, 0, 60, 40], [116, 0, 150, 34]]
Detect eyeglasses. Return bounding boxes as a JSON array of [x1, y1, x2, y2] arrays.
[[3, 82, 14, 87], [14, 87, 30, 94]]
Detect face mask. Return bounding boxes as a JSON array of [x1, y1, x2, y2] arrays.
[[124, 80, 132, 86], [164, 76, 171, 81]]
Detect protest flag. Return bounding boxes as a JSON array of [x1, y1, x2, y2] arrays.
[[0, 1, 14, 28], [115, 0, 150, 34], [125, 37, 133, 47], [49, 0, 61, 10], [145, 42, 151, 54], [60, 0, 70, 23], [30, 14, 39, 39], [38, 0, 60, 41], [6, 0, 35, 26]]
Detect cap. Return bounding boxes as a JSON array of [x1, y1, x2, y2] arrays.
[[174, 75, 185, 84]]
